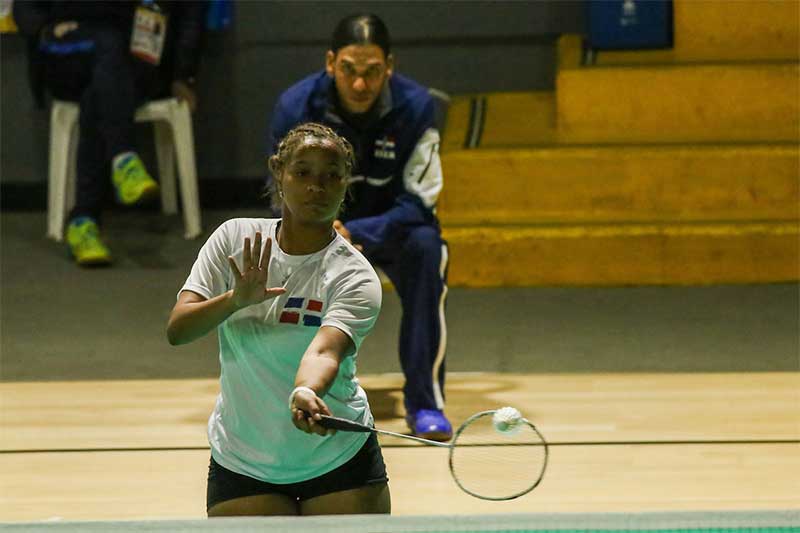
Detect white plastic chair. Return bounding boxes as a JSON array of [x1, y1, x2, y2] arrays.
[[47, 97, 202, 241]]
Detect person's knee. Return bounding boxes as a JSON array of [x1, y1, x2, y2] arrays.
[[403, 226, 442, 261], [89, 26, 128, 57]]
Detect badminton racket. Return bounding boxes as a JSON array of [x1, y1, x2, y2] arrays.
[[316, 408, 548, 501]]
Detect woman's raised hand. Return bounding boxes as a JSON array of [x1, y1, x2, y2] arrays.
[[228, 232, 286, 309]]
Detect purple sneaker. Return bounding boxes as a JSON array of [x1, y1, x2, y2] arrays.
[[406, 409, 453, 441]]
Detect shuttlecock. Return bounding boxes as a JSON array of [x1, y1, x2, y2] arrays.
[[493, 406, 523, 434]]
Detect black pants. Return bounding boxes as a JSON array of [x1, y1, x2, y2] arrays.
[[206, 434, 389, 510], [42, 24, 167, 223]]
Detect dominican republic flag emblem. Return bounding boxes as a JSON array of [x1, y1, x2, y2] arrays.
[[374, 136, 396, 160], [279, 297, 324, 326]]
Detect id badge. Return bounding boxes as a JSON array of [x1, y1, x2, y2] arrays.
[[130, 5, 168, 65]]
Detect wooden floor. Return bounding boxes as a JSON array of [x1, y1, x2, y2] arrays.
[[1, 372, 799, 521]]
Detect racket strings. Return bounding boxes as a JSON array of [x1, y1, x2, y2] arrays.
[[449, 413, 548, 500]]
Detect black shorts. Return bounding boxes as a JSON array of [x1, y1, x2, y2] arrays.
[[206, 433, 388, 510]]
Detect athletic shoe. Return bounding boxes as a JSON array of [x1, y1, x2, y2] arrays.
[[406, 409, 453, 442], [111, 153, 159, 205], [66, 217, 112, 266]]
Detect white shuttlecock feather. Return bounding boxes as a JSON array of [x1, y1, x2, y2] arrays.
[[492, 406, 523, 434]]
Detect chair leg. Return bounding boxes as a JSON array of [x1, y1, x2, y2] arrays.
[[153, 120, 177, 214], [47, 103, 79, 242], [65, 120, 79, 215], [170, 101, 202, 239]]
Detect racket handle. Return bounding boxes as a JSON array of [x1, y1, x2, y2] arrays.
[[317, 414, 373, 433]]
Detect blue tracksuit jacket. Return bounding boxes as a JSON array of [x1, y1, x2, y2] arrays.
[[267, 71, 444, 253], [267, 71, 449, 413]]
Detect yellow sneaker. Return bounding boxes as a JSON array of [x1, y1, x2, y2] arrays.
[[112, 153, 159, 205], [66, 217, 112, 266]]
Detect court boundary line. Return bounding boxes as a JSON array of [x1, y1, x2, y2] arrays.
[[2, 439, 798, 454]]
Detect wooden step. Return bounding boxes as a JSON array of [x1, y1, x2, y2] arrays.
[[438, 144, 800, 226], [556, 62, 800, 144], [442, 222, 799, 287], [442, 92, 556, 151], [594, 0, 800, 65]]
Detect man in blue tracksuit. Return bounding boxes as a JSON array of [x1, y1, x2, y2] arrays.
[[267, 14, 452, 440]]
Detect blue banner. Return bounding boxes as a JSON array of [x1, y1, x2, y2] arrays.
[[587, 0, 673, 50]]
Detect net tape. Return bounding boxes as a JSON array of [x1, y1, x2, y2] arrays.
[[1, 510, 798, 533]]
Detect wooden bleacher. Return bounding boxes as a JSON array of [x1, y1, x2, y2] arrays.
[[437, 0, 800, 287]]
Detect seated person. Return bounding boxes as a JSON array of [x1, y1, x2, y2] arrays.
[[14, 1, 206, 265]]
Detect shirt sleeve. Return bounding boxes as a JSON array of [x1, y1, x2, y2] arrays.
[[402, 126, 443, 209], [179, 220, 232, 300], [344, 194, 435, 252], [321, 263, 382, 357], [12, 1, 49, 38], [170, 1, 207, 82]]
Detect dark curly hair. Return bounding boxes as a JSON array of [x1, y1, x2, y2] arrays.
[[267, 122, 355, 211]]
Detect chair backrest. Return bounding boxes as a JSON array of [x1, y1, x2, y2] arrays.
[[428, 87, 451, 137]]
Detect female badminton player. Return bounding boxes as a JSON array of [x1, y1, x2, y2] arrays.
[[167, 123, 390, 516]]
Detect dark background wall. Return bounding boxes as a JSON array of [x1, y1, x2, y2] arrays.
[[0, 1, 585, 193]]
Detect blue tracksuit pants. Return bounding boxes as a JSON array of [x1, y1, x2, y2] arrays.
[[368, 224, 449, 414]]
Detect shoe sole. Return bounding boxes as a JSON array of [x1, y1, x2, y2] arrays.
[[76, 255, 113, 267], [119, 183, 160, 206], [414, 431, 452, 442], [406, 417, 453, 442]]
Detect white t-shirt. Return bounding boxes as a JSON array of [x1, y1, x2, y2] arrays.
[[180, 218, 382, 483]]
